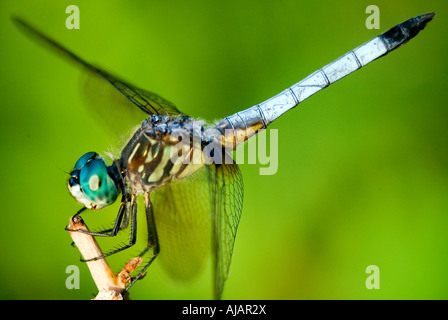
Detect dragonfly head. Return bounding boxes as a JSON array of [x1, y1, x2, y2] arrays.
[[68, 152, 120, 210]]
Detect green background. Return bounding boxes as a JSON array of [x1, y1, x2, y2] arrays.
[[0, 0, 447, 299]]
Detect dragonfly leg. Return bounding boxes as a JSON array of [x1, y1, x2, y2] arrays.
[[82, 195, 138, 262], [122, 193, 159, 295], [79, 202, 131, 235], [65, 194, 129, 237], [67, 198, 131, 248]]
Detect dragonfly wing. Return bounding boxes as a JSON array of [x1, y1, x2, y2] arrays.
[[151, 166, 212, 281], [81, 70, 178, 139], [14, 18, 184, 120], [207, 162, 244, 300], [84, 68, 183, 117]]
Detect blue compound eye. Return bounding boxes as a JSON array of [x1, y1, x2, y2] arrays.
[[73, 152, 98, 171], [68, 153, 119, 209], [79, 159, 118, 208]]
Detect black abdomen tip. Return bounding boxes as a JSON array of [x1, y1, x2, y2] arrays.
[[417, 12, 436, 23], [381, 12, 436, 51], [414, 12, 436, 32]]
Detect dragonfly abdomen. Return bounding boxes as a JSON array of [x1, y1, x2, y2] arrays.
[[216, 13, 435, 150]]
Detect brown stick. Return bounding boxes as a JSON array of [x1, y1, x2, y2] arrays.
[[67, 215, 142, 300]]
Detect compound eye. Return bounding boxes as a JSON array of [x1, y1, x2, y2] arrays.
[[68, 153, 119, 210], [73, 152, 98, 171], [79, 159, 118, 208]]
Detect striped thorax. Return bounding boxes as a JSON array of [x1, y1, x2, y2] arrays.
[[122, 115, 206, 194]]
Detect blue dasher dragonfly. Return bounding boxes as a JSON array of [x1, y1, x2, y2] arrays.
[[15, 13, 434, 299]]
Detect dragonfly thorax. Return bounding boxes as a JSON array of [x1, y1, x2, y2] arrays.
[[121, 115, 206, 193], [68, 152, 122, 210]]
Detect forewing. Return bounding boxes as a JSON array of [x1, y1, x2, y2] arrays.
[[207, 162, 244, 300], [151, 166, 212, 281], [14, 18, 183, 122], [83, 68, 182, 117]]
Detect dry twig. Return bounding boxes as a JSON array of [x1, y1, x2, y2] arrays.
[[67, 215, 142, 300]]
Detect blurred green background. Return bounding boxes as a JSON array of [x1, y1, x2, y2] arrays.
[[1, 0, 447, 300]]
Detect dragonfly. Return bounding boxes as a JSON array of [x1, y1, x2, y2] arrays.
[[15, 12, 434, 299]]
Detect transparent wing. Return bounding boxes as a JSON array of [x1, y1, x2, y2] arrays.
[[207, 162, 244, 300], [151, 167, 212, 281], [85, 69, 182, 117], [14, 18, 184, 119]]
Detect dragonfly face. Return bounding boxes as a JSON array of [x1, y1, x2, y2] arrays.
[[68, 151, 121, 210]]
